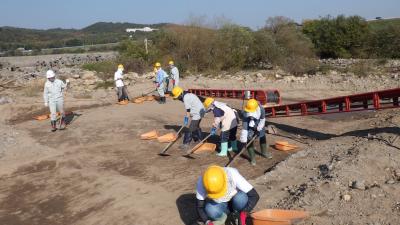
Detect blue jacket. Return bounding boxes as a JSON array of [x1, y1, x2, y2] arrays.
[[156, 69, 167, 85]]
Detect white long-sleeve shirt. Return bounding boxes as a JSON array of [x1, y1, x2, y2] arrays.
[[114, 69, 124, 87], [170, 66, 179, 86], [43, 79, 67, 103]]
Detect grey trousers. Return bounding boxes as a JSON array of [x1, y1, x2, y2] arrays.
[[49, 99, 64, 121]]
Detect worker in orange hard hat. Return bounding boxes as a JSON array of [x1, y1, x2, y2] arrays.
[[196, 165, 259, 225], [240, 98, 271, 166]]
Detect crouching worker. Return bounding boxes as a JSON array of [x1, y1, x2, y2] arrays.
[[196, 165, 259, 225], [114, 64, 129, 103], [203, 97, 239, 157], [43, 70, 69, 132], [240, 99, 271, 166], [172, 86, 205, 150]]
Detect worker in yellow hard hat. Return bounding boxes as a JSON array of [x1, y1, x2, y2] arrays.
[[154, 62, 167, 104], [203, 97, 239, 157], [196, 165, 260, 224], [172, 86, 205, 150], [240, 98, 271, 166], [114, 64, 130, 103], [168, 60, 180, 88]]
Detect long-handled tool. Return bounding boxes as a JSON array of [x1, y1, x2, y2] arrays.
[[225, 135, 258, 167], [158, 125, 186, 156], [183, 133, 212, 157]]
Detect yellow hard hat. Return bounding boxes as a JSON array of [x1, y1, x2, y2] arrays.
[[244, 99, 258, 113], [155, 62, 161, 67], [203, 97, 214, 109], [118, 64, 124, 70], [203, 165, 227, 199], [172, 86, 183, 99], [168, 60, 174, 65]]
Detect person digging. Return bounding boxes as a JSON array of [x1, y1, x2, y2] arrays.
[[196, 165, 260, 225], [43, 70, 69, 132], [114, 64, 130, 103], [240, 99, 271, 166], [172, 86, 205, 150], [203, 97, 239, 157], [154, 62, 168, 104]]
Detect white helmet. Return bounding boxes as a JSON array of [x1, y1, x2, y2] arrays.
[[46, 70, 55, 78]]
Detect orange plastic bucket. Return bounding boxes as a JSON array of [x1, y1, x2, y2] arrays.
[[274, 141, 298, 151], [194, 143, 217, 154], [34, 114, 50, 121], [145, 95, 155, 101], [157, 132, 177, 143], [140, 130, 158, 140], [133, 97, 146, 104], [251, 209, 309, 225]]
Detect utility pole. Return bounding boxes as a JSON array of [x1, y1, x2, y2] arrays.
[[144, 38, 148, 54]]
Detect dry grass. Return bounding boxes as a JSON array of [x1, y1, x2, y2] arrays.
[[22, 79, 45, 97]]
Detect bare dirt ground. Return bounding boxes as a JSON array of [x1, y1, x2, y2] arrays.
[[0, 60, 399, 225]]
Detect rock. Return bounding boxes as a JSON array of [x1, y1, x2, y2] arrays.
[[84, 79, 96, 86], [256, 73, 263, 78], [81, 71, 96, 80], [275, 73, 282, 78], [350, 180, 366, 190], [343, 194, 351, 201], [72, 74, 80, 79], [0, 96, 12, 105], [386, 180, 395, 184], [266, 125, 278, 134]]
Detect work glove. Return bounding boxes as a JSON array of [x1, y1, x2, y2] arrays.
[[240, 211, 247, 225], [44, 102, 48, 107], [256, 122, 264, 132], [210, 127, 217, 136], [184, 116, 189, 126], [205, 221, 214, 225]]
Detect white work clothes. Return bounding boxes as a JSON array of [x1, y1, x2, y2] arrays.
[[170, 66, 180, 86], [43, 79, 67, 103], [43, 79, 66, 121], [114, 69, 124, 88], [212, 101, 238, 132], [156, 68, 167, 97], [196, 167, 253, 203], [183, 93, 205, 120]]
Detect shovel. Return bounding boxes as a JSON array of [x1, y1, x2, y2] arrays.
[[158, 125, 185, 156], [225, 135, 258, 167], [183, 133, 213, 158]]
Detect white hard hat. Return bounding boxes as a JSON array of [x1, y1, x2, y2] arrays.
[[46, 70, 55, 78]]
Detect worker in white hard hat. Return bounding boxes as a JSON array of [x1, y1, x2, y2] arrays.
[[43, 70, 69, 132], [196, 165, 260, 225], [203, 97, 239, 157], [154, 62, 168, 104], [114, 64, 129, 103], [168, 60, 180, 88]]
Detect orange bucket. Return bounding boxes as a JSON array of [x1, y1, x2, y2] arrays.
[[194, 143, 217, 154], [251, 209, 309, 225], [140, 130, 158, 140], [274, 141, 298, 151], [117, 100, 129, 105], [145, 95, 155, 101], [34, 114, 50, 121], [133, 97, 146, 104], [157, 132, 177, 143]]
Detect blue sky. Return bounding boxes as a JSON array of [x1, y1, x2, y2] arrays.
[[1, 0, 399, 29]]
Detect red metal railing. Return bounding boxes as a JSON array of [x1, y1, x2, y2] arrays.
[[265, 88, 400, 118], [188, 88, 281, 105]]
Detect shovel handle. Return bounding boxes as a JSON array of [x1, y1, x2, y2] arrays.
[[225, 135, 258, 167], [159, 125, 185, 155], [184, 133, 212, 156]]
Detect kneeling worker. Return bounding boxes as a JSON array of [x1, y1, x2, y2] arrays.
[[203, 97, 239, 157], [172, 86, 205, 150], [196, 165, 260, 225]]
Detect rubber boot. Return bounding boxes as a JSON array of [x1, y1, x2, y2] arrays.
[[51, 120, 57, 132], [59, 116, 66, 130], [230, 140, 239, 153], [247, 146, 256, 166], [217, 142, 228, 157], [261, 143, 272, 159], [163, 97, 166, 104]]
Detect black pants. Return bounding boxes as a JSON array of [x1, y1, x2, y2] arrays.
[[183, 119, 202, 144], [220, 126, 238, 143]]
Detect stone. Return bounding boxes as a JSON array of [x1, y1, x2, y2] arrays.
[[81, 71, 96, 80], [72, 74, 80, 79], [84, 79, 96, 86], [343, 194, 351, 201], [350, 180, 366, 190]]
